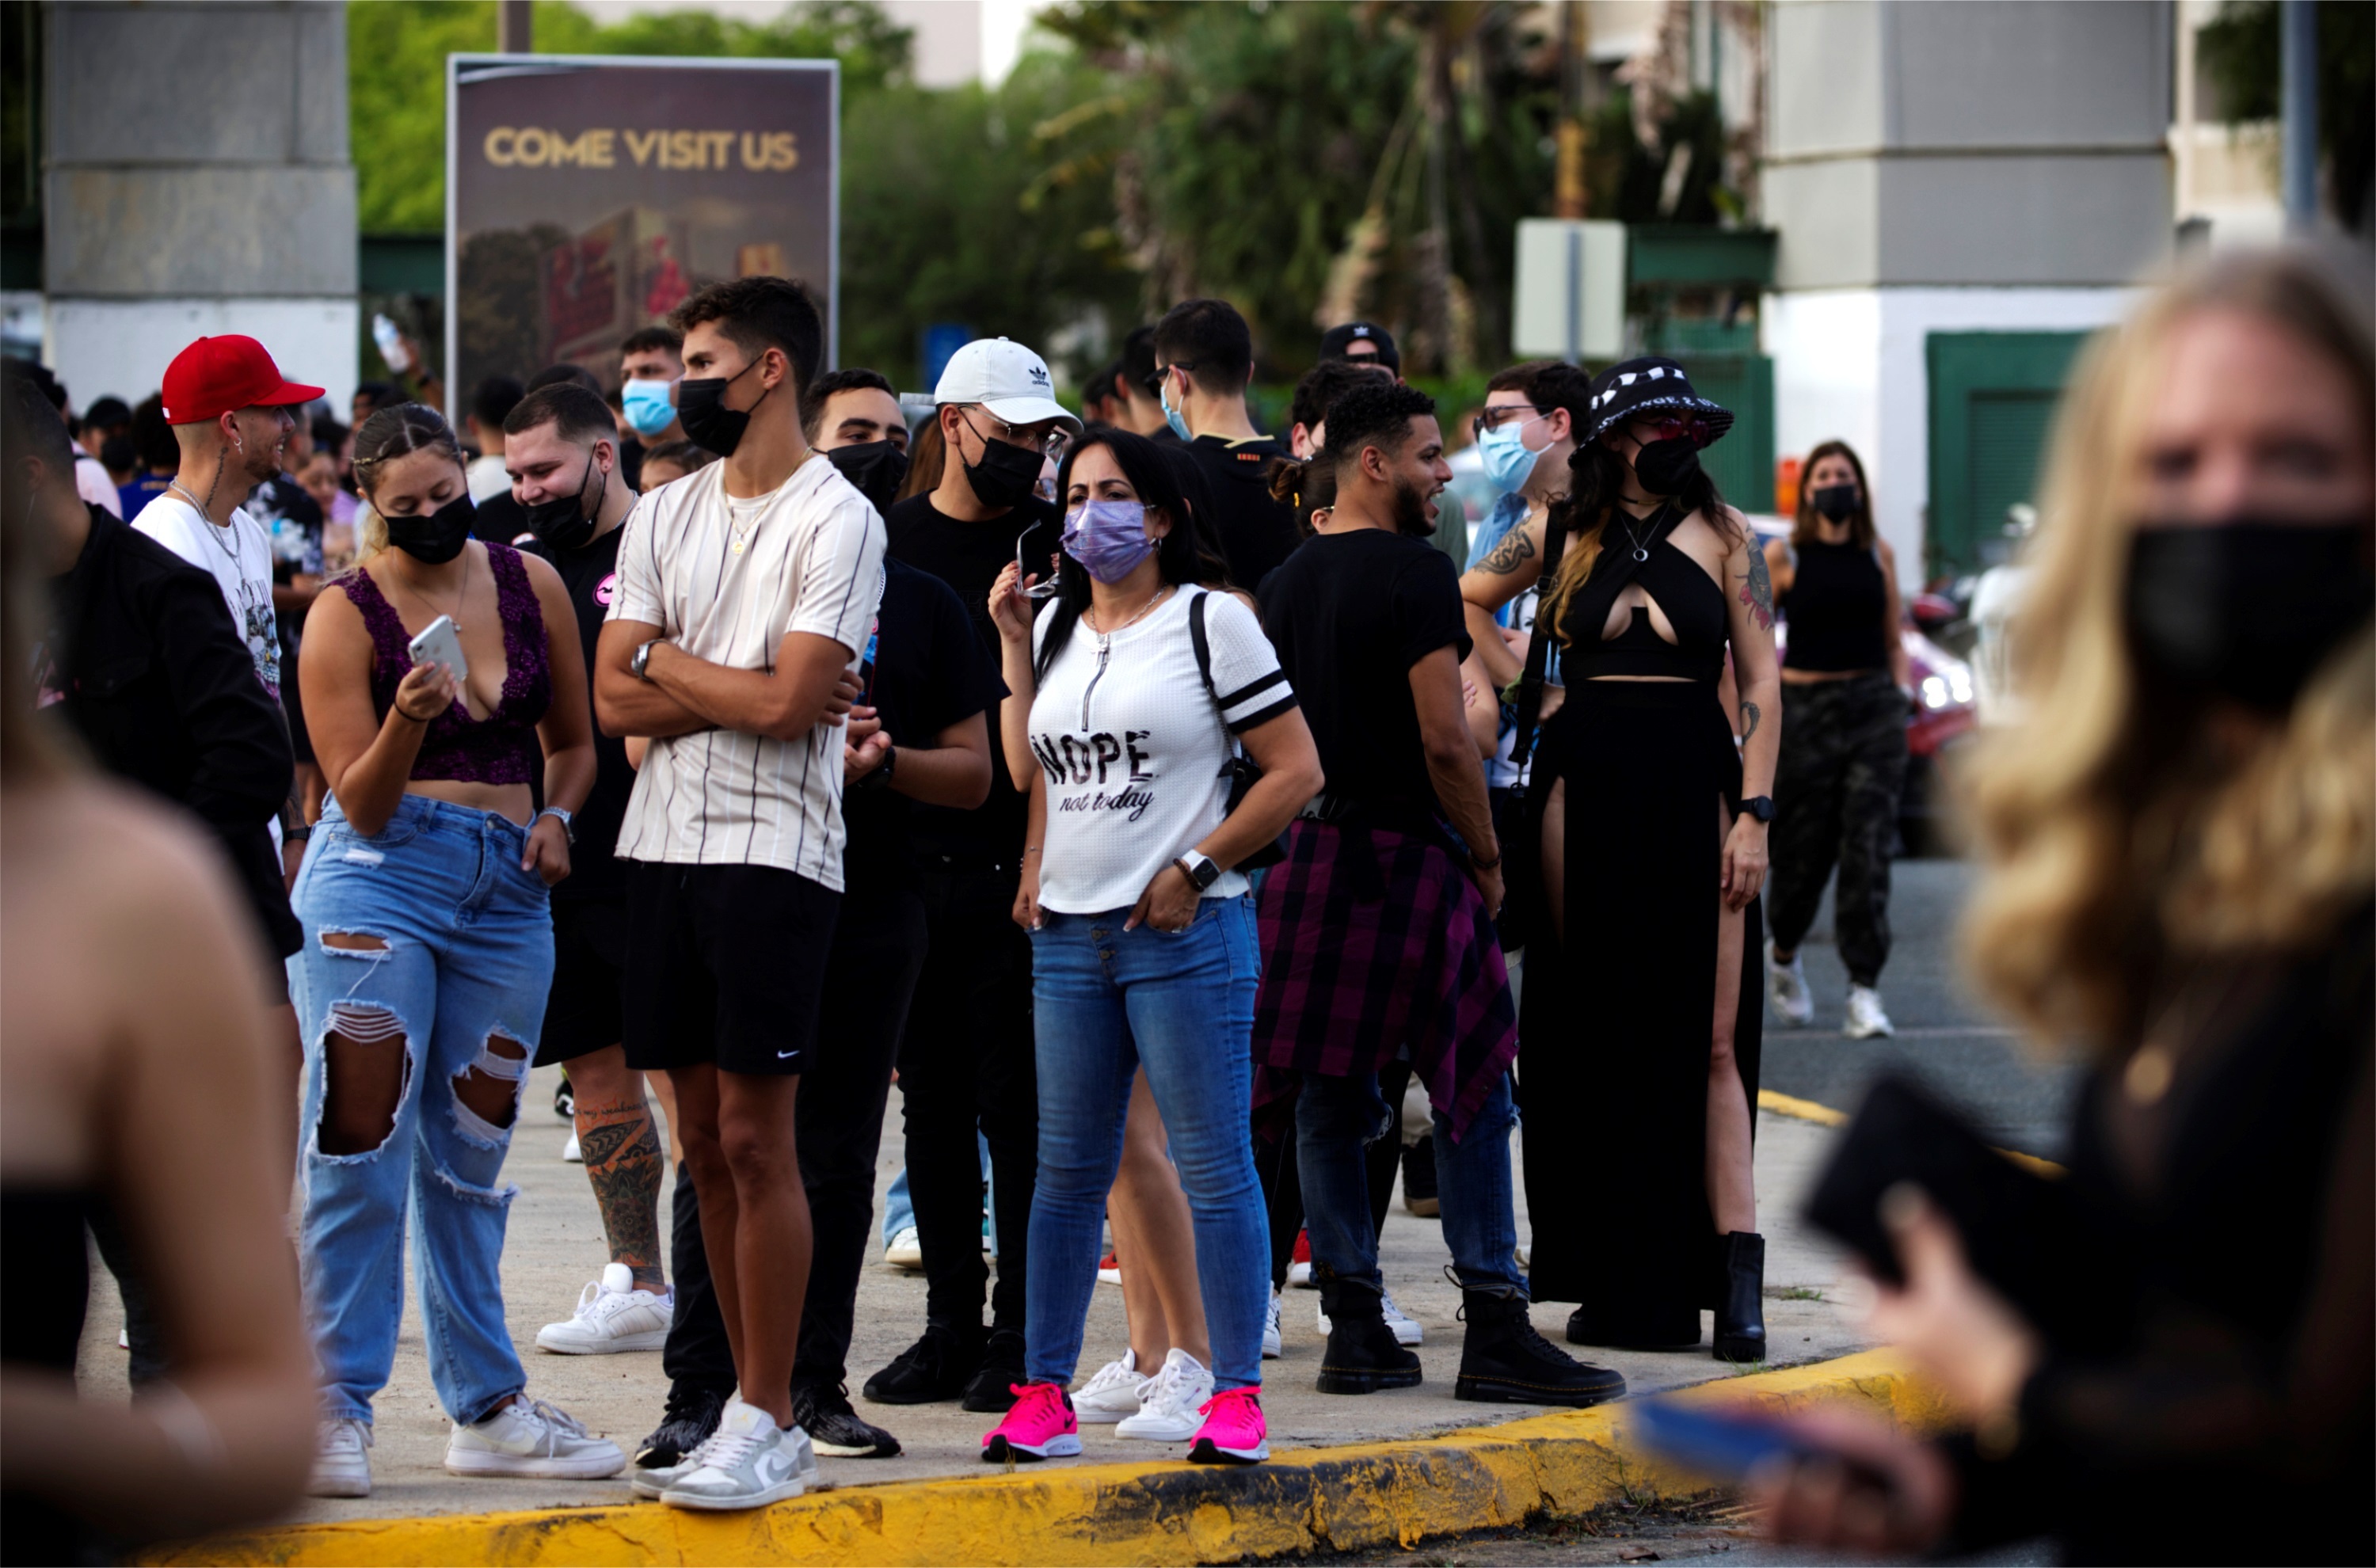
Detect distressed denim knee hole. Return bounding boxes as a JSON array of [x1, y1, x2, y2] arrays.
[[317, 1010, 411, 1158], [450, 1035, 529, 1146]]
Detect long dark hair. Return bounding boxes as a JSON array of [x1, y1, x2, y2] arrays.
[[1032, 428, 1220, 683], [1541, 434, 1734, 645], [1790, 439, 1875, 551]]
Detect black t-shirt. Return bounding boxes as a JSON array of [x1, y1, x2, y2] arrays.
[[846, 557, 1007, 892], [1255, 527, 1472, 815], [884, 490, 1058, 864], [519, 522, 632, 906], [1182, 434, 1303, 592]]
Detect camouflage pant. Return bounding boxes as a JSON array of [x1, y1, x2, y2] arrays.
[[1767, 673, 1909, 988]]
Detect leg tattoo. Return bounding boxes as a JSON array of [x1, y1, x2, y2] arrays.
[[578, 1095, 667, 1290]]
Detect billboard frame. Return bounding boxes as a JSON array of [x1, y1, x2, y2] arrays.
[[443, 51, 840, 400]]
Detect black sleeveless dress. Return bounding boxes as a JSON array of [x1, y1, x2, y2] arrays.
[[1518, 504, 1764, 1345]]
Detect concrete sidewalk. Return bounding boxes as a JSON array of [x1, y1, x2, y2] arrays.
[[80, 1073, 1868, 1526]]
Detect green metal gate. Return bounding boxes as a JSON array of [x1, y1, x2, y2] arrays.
[[1925, 331, 2091, 576]]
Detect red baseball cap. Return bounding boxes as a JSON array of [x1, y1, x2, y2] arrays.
[[161, 335, 326, 425]]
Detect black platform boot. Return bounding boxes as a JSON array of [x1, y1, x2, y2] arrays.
[[1712, 1231, 1768, 1363], [1315, 1281, 1423, 1394], [1456, 1290, 1626, 1407]]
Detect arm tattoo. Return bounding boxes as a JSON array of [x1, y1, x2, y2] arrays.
[[1740, 700, 1761, 744], [1476, 527, 1538, 577], [1739, 546, 1776, 632]]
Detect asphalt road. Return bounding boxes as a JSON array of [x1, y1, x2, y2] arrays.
[[1755, 854, 2082, 1161]]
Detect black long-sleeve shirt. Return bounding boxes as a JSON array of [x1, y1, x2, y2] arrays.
[[44, 504, 300, 958]]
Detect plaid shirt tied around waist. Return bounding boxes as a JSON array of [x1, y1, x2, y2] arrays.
[[1251, 818, 1517, 1140]]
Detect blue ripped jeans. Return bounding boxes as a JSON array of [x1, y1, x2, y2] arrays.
[[289, 794, 554, 1426]]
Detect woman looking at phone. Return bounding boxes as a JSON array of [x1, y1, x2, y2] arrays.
[[1757, 247, 2372, 1564], [290, 402, 610, 1498], [983, 428, 1322, 1467]]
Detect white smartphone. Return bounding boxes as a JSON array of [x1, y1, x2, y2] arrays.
[[406, 614, 469, 685]]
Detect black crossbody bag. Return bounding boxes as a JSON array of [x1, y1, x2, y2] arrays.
[[1495, 519, 1570, 950], [1187, 588, 1286, 871]]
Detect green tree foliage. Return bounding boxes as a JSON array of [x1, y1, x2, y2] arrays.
[[840, 55, 1142, 386], [2196, 0, 2374, 230]]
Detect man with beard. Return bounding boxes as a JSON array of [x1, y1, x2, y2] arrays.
[[1250, 382, 1622, 1412]]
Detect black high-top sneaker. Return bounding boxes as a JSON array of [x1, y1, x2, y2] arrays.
[[1315, 1281, 1423, 1394], [1712, 1231, 1769, 1363], [1457, 1290, 1626, 1407]]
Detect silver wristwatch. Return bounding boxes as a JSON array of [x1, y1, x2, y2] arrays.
[[535, 806, 575, 844]]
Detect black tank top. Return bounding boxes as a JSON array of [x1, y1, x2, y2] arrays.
[[1559, 505, 1729, 683], [2, 1188, 96, 1567], [1782, 539, 1890, 672]]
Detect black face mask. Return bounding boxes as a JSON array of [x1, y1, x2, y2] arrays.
[[2126, 519, 2374, 714], [386, 489, 475, 565], [1633, 436, 1702, 496], [961, 423, 1045, 512], [826, 440, 908, 515], [1812, 483, 1860, 523], [675, 358, 766, 458], [522, 455, 600, 551]]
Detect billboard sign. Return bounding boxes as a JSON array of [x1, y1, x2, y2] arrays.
[[446, 55, 836, 399]]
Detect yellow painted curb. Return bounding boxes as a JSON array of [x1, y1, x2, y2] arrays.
[[137, 1350, 1951, 1567], [1759, 1088, 2063, 1177]]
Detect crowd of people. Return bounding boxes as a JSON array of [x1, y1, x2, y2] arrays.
[[1, 240, 2367, 1563]]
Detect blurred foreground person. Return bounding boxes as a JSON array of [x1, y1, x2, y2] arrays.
[[1, 360, 313, 1563], [1757, 246, 2373, 1565]]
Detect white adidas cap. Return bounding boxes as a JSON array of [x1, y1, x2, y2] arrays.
[[932, 337, 1079, 432]]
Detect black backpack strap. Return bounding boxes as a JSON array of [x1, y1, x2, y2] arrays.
[[1506, 520, 1572, 786], [1189, 586, 1215, 699]]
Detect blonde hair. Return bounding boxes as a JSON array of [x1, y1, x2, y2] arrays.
[[1960, 247, 2376, 1055]]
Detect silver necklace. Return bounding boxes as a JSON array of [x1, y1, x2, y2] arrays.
[[1085, 584, 1169, 643], [168, 480, 245, 568]]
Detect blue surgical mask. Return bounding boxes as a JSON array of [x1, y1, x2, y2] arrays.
[[622, 378, 676, 438], [1478, 417, 1544, 495], [1158, 372, 1192, 443]]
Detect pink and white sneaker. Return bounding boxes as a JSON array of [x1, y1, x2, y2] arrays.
[[1186, 1387, 1269, 1465], [980, 1382, 1081, 1463]]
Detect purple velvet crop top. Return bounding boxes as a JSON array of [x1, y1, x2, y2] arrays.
[[343, 541, 552, 785]]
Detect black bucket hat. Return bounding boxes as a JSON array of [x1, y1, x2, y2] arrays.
[[1583, 356, 1734, 446]]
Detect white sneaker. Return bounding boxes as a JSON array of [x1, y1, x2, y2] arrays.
[[1317, 1288, 1425, 1347], [882, 1225, 923, 1270], [1768, 944, 1815, 1026], [308, 1415, 373, 1498], [562, 1130, 582, 1163], [1262, 1289, 1283, 1359], [1115, 1348, 1214, 1441], [661, 1398, 816, 1511], [536, 1262, 672, 1355], [1845, 985, 1895, 1039], [1071, 1349, 1144, 1424], [444, 1395, 625, 1479]]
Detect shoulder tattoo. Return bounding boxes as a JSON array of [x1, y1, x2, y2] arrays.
[[1739, 545, 1775, 632], [1475, 526, 1537, 577]]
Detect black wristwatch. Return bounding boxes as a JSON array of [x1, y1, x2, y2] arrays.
[[858, 744, 897, 791], [1174, 850, 1222, 891], [1740, 795, 1775, 824]]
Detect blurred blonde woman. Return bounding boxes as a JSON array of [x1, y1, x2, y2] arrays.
[[1757, 246, 2372, 1565]]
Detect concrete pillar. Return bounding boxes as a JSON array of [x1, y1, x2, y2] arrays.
[[43, 0, 356, 413]]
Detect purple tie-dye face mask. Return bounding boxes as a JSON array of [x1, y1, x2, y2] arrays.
[[1061, 498, 1158, 584]]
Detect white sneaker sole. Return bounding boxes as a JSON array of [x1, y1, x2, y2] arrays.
[[1286, 1262, 1315, 1288], [630, 1464, 689, 1498], [1843, 1019, 1894, 1039], [1262, 1334, 1282, 1360], [307, 1467, 371, 1498], [1072, 1400, 1137, 1425], [535, 1326, 670, 1354], [444, 1447, 626, 1479], [1115, 1415, 1201, 1441], [661, 1475, 805, 1510]]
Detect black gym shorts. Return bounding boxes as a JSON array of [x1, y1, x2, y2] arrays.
[[533, 897, 628, 1068], [622, 861, 840, 1077]]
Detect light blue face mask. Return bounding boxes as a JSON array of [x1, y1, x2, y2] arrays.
[[1158, 371, 1192, 443], [1478, 414, 1544, 495], [622, 378, 677, 439]]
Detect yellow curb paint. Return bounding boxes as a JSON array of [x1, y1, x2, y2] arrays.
[[135, 1351, 1948, 1568], [1759, 1088, 2065, 1177]]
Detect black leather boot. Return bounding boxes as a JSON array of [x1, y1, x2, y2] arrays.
[[1712, 1231, 1768, 1363], [1457, 1290, 1626, 1407], [1315, 1281, 1422, 1394]]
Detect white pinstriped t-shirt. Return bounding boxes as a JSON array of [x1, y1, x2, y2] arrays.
[[606, 455, 885, 890]]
